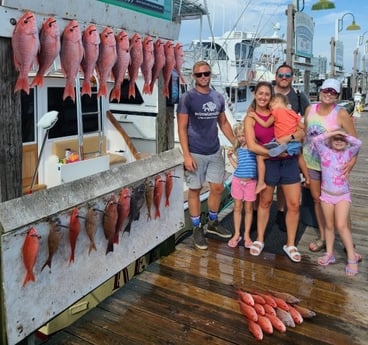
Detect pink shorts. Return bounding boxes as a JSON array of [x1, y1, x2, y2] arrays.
[[320, 191, 351, 205], [231, 176, 257, 202]]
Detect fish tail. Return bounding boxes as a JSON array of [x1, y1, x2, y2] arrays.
[[113, 231, 119, 244], [88, 241, 97, 254], [149, 81, 155, 94], [22, 272, 35, 287], [155, 208, 160, 219], [81, 80, 92, 97], [142, 83, 151, 95], [163, 86, 169, 98], [69, 252, 75, 264], [97, 83, 108, 98], [41, 258, 51, 272], [63, 83, 75, 102], [109, 86, 121, 102], [105, 241, 114, 255], [165, 198, 170, 207], [128, 82, 136, 99], [179, 74, 186, 85], [31, 74, 44, 88], [14, 76, 30, 94]]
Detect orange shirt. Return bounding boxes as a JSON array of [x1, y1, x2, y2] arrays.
[[272, 108, 301, 139]]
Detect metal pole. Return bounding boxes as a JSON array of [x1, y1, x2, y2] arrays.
[[286, 4, 295, 66], [330, 36, 335, 78]]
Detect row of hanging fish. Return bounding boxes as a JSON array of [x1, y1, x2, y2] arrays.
[[236, 288, 316, 341], [21, 171, 177, 287], [11, 11, 186, 102]]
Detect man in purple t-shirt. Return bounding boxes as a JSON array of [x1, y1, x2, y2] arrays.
[[177, 60, 235, 250]]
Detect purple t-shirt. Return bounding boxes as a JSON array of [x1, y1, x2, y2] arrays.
[[177, 88, 225, 155]]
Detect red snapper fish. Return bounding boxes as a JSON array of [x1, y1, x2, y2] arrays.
[[41, 219, 63, 271], [153, 175, 164, 219], [12, 11, 40, 94], [110, 30, 130, 102], [22, 227, 40, 287], [162, 40, 175, 98], [31, 17, 60, 88], [145, 179, 154, 220], [60, 20, 84, 102], [149, 38, 165, 94], [174, 42, 186, 84], [81, 24, 100, 97], [85, 206, 100, 254], [96, 27, 117, 98], [248, 320, 263, 340], [164, 170, 173, 207], [141, 35, 154, 94], [69, 207, 81, 263], [128, 33, 143, 99], [114, 187, 131, 244], [103, 194, 118, 254]]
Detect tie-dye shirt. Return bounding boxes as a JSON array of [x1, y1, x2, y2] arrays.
[[303, 103, 340, 171], [312, 133, 361, 195]]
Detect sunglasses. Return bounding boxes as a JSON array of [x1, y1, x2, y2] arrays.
[[321, 88, 338, 96], [277, 73, 292, 79], [193, 71, 211, 78]]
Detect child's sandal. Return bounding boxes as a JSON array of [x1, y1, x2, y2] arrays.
[[317, 252, 335, 266], [345, 258, 359, 277]]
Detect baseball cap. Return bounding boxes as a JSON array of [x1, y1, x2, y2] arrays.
[[321, 79, 341, 93]]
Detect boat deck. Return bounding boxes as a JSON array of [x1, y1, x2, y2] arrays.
[[35, 114, 368, 345]]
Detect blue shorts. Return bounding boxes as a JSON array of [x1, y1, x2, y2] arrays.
[[287, 141, 302, 155], [265, 156, 301, 186]]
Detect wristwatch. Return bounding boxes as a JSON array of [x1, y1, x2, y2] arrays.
[[290, 134, 295, 140]]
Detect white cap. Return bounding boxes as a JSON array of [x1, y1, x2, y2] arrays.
[[321, 79, 341, 93]]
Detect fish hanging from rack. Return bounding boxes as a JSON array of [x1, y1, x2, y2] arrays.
[[141, 35, 155, 94], [153, 175, 164, 219], [162, 40, 175, 98], [31, 17, 60, 88], [128, 32, 143, 99], [115, 187, 131, 243], [11, 11, 40, 94], [174, 42, 186, 85], [69, 207, 81, 263], [84, 205, 101, 254], [149, 38, 165, 94], [145, 179, 154, 220], [81, 24, 101, 97], [22, 227, 40, 287], [103, 194, 118, 254], [124, 183, 146, 234], [96, 26, 117, 99], [110, 30, 130, 102], [60, 19, 84, 102], [41, 218, 63, 272]]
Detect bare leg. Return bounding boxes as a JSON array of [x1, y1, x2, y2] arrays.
[[207, 182, 224, 214], [255, 155, 267, 194], [229, 199, 243, 245], [244, 200, 254, 245], [320, 201, 335, 254], [309, 178, 326, 251], [188, 188, 202, 218], [282, 183, 301, 248]]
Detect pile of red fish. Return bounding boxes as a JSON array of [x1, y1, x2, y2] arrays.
[[11, 11, 185, 101], [236, 288, 316, 340]]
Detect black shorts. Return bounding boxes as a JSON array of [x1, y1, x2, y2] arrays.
[[265, 157, 301, 186]]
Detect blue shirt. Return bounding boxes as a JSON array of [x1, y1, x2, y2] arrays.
[[177, 88, 225, 155], [233, 147, 257, 179]]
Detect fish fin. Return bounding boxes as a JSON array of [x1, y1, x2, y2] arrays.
[[165, 198, 170, 207], [69, 254, 75, 264], [105, 241, 114, 255], [128, 82, 136, 98], [110, 86, 121, 102], [113, 231, 119, 244], [63, 84, 75, 102], [22, 272, 35, 287], [41, 259, 51, 272], [142, 83, 151, 95], [31, 74, 44, 88], [14, 77, 30, 94], [97, 83, 108, 98], [149, 81, 155, 94], [81, 80, 92, 97], [163, 86, 169, 98], [179, 75, 186, 85], [154, 209, 160, 219], [88, 242, 97, 255]]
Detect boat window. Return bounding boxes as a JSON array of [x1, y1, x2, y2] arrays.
[[226, 86, 247, 103], [21, 89, 36, 143], [234, 42, 247, 67], [109, 79, 144, 105], [47, 87, 99, 139], [198, 42, 228, 61]]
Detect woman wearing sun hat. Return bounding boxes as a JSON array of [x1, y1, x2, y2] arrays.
[[303, 78, 358, 253]]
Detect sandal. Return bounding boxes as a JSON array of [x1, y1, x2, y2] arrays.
[[228, 236, 242, 248], [283, 245, 301, 263], [345, 258, 359, 277], [309, 238, 326, 252], [318, 252, 336, 266], [250, 241, 264, 256], [244, 239, 253, 249]]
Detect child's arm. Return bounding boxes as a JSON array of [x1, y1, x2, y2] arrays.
[[345, 134, 362, 157], [247, 112, 274, 128], [227, 149, 238, 169]]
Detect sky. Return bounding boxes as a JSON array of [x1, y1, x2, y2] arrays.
[[178, 0, 368, 74]]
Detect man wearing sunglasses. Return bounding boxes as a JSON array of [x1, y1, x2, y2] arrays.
[[177, 61, 235, 250], [273, 63, 310, 232]]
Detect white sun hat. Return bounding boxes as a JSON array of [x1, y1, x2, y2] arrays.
[[321, 79, 341, 93]]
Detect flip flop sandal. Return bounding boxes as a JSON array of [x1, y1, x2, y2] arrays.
[[283, 245, 301, 263], [309, 238, 326, 252], [227, 236, 242, 248], [317, 252, 336, 266], [249, 241, 264, 256]]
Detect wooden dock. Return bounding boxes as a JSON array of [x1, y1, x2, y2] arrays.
[[35, 114, 368, 345]]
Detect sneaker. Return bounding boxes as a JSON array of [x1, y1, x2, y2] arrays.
[[206, 219, 232, 238], [193, 225, 208, 250]]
